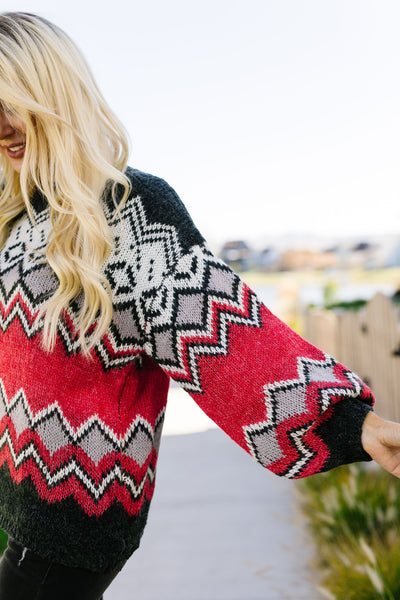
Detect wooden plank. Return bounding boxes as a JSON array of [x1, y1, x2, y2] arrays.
[[364, 294, 400, 420], [304, 294, 400, 421]]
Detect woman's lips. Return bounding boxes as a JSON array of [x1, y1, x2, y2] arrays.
[[6, 143, 26, 159]]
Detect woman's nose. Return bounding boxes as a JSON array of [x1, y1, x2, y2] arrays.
[[0, 112, 15, 140]]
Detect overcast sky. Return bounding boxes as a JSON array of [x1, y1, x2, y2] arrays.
[[4, 1, 400, 247]]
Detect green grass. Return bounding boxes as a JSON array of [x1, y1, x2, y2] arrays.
[[296, 464, 400, 599]]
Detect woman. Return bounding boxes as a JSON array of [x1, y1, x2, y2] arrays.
[[0, 10, 398, 600]]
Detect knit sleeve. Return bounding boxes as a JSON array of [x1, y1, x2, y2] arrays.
[[143, 242, 374, 479]]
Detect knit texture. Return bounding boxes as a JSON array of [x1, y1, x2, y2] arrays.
[[0, 168, 374, 571]]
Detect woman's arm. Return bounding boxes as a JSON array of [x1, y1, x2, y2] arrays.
[[128, 171, 382, 479], [143, 239, 375, 479]]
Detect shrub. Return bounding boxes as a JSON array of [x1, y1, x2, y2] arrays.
[[297, 463, 400, 599]]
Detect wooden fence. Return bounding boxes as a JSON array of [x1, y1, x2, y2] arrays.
[[304, 293, 400, 422]]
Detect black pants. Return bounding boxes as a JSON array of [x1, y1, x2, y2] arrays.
[[0, 538, 125, 600]]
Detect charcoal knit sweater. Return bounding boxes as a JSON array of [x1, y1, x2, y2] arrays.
[[0, 168, 374, 571]]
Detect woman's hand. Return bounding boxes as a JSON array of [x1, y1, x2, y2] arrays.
[[361, 411, 400, 478]]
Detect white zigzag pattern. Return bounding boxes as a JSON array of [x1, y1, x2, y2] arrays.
[[0, 430, 155, 500], [95, 334, 143, 368], [263, 354, 362, 413], [0, 380, 164, 445], [243, 354, 363, 478], [0, 300, 44, 335], [0, 380, 164, 500], [145, 248, 261, 392], [109, 195, 182, 268], [180, 288, 260, 393], [286, 425, 314, 479]]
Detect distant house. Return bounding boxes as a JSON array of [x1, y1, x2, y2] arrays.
[[220, 240, 252, 271], [280, 249, 337, 271]]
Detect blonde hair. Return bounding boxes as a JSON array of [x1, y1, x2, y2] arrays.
[[0, 11, 131, 354]]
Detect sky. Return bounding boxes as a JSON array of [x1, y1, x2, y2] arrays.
[[3, 1, 400, 248]]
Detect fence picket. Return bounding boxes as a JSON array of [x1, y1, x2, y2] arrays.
[[305, 293, 400, 421]]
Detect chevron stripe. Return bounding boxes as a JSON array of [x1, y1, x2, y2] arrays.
[[0, 431, 156, 500], [243, 354, 363, 478], [286, 425, 314, 478], [0, 380, 165, 508], [144, 247, 262, 392]]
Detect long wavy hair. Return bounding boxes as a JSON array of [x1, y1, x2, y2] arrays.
[[0, 11, 131, 355]]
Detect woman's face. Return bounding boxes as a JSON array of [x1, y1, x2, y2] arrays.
[[0, 106, 26, 173]]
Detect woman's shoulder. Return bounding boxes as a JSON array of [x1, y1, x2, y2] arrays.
[[115, 166, 205, 250], [125, 166, 179, 204]]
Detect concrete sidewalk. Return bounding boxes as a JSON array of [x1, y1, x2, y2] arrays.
[[106, 391, 321, 600]]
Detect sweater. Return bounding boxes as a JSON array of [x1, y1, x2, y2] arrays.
[[0, 168, 374, 572]]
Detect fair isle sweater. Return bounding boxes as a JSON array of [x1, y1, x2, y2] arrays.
[[0, 168, 374, 572]]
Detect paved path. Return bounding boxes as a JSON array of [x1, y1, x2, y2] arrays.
[[106, 390, 321, 600]]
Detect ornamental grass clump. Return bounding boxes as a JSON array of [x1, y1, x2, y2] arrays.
[[297, 463, 400, 600]]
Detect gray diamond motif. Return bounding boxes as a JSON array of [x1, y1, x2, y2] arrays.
[[23, 267, 57, 299], [79, 424, 116, 466], [176, 293, 204, 326], [207, 266, 235, 296], [112, 308, 141, 341], [9, 401, 30, 437], [36, 414, 70, 455], [154, 330, 175, 361], [250, 428, 283, 466], [1, 265, 20, 296], [124, 429, 153, 466], [307, 364, 338, 384], [272, 385, 307, 423]]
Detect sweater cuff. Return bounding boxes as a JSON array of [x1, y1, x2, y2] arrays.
[[315, 400, 373, 473]]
